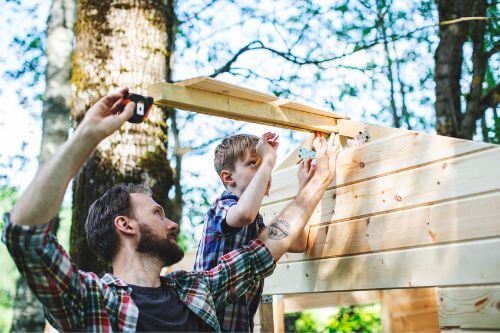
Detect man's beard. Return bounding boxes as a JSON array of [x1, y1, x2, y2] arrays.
[[136, 224, 184, 266]]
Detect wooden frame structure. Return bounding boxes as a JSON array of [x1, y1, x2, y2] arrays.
[[151, 77, 500, 333]]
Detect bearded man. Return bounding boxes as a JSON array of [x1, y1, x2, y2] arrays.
[[2, 89, 340, 332]]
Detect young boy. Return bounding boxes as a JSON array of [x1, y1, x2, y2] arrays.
[[194, 132, 315, 332]]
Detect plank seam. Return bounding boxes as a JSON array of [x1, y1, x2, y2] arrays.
[[262, 145, 497, 207]]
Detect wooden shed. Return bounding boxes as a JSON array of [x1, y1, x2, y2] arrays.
[[152, 77, 500, 333]]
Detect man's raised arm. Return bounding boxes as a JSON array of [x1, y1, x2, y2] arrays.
[[259, 135, 341, 261], [10, 89, 134, 226]]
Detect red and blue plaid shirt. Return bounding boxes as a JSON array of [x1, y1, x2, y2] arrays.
[[2, 212, 275, 332], [194, 191, 267, 332]]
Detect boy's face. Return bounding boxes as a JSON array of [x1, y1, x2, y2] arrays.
[[228, 149, 272, 196]]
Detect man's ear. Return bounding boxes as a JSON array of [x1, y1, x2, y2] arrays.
[[220, 170, 236, 188], [114, 216, 136, 236]]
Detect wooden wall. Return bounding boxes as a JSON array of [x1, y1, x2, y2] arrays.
[[261, 123, 500, 332]]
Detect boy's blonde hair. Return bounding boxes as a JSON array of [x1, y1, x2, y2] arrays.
[[214, 134, 259, 177]]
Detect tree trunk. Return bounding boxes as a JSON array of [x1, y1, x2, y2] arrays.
[[434, 0, 473, 137], [69, 0, 173, 273], [11, 0, 75, 331]]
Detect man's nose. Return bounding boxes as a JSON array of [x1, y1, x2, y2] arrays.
[[165, 218, 179, 231]]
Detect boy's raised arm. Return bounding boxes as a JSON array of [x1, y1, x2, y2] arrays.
[[225, 132, 278, 228], [10, 90, 134, 226]]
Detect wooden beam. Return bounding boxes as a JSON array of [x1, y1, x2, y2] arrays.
[[176, 76, 347, 119], [263, 237, 500, 294], [263, 131, 494, 206], [437, 286, 500, 330], [337, 119, 405, 139], [282, 290, 382, 313], [263, 192, 500, 262], [176, 76, 278, 103], [148, 82, 342, 133]]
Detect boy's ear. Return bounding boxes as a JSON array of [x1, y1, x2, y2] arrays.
[[220, 170, 236, 187], [114, 215, 137, 236]]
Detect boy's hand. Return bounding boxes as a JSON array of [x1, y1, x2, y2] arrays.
[[256, 132, 279, 167], [297, 158, 316, 192], [79, 88, 135, 143]]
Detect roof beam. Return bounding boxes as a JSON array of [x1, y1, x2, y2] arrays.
[[148, 81, 342, 133]]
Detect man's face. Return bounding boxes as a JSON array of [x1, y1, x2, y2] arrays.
[[231, 150, 272, 196], [129, 193, 184, 266]]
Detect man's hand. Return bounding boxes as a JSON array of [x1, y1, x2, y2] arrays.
[[256, 132, 279, 167], [297, 158, 316, 192], [79, 88, 135, 143], [10, 89, 135, 226], [259, 132, 341, 261], [312, 134, 341, 186]]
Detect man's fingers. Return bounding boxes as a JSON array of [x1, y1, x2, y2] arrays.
[[100, 88, 129, 108], [117, 102, 134, 123], [309, 163, 316, 177], [109, 97, 125, 114]]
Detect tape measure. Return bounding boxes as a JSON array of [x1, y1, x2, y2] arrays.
[[122, 93, 154, 123]]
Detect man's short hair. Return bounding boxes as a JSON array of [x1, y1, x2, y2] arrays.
[[85, 183, 152, 264], [214, 134, 259, 176]]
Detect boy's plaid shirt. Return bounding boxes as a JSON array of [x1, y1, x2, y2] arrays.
[[194, 191, 267, 332], [1, 213, 275, 332]]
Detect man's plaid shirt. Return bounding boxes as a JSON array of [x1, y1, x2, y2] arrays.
[[1, 213, 275, 332], [194, 191, 267, 332]]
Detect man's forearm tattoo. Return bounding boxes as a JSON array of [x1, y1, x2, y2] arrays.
[[268, 219, 291, 240]]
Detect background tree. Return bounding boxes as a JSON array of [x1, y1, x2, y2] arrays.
[[3, 0, 75, 331], [434, 0, 499, 139], [69, 0, 174, 273]]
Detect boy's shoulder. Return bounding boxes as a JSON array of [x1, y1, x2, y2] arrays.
[[211, 190, 239, 210]]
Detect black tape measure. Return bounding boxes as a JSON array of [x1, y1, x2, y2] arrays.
[[123, 93, 154, 123]]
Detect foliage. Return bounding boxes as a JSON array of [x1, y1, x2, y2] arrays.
[[0, 186, 72, 332], [285, 304, 381, 333], [0, 186, 20, 332]]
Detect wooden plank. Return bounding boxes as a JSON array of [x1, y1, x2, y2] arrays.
[[337, 119, 407, 140], [437, 286, 500, 330], [271, 99, 346, 118], [259, 299, 275, 333], [264, 147, 500, 228], [263, 131, 494, 206], [175, 76, 278, 103], [391, 312, 440, 332], [282, 290, 382, 313], [263, 238, 500, 294], [266, 192, 500, 262], [272, 295, 285, 333], [149, 82, 339, 133]]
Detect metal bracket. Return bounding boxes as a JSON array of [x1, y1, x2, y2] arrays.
[[261, 295, 273, 304], [349, 128, 371, 147], [298, 147, 316, 160]]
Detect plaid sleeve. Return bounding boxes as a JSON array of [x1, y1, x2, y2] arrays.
[[1, 213, 85, 331], [202, 239, 275, 309], [211, 197, 240, 234]]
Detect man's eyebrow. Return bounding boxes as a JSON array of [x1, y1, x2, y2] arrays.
[[154, 204, 165, 215]]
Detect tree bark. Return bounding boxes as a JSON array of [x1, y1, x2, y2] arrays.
[[69, 0, 173, 273], [434, 0, 473, 137], [11, 0, 75, 331], [459, 0, 488, 139]]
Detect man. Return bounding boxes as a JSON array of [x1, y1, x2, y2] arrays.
[[2, 89, 340, 332]]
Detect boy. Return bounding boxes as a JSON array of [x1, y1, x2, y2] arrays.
[[194, 132, 315, 332]]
